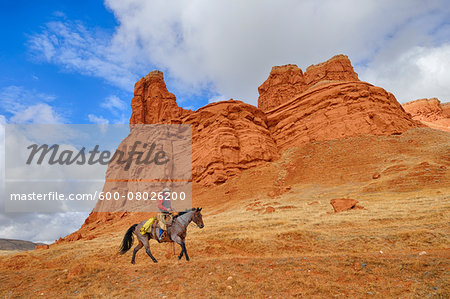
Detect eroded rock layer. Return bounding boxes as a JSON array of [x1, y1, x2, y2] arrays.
[[266, 81, 421, 150], [402, 98, 450, 132], [126, 56, 422, 184], [130, 71, 191, 124], [403, 98, 445, 122], [258, 55, 359, 111], [183, 100, 278, 185]]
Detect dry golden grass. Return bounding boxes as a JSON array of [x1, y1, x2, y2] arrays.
[[0, 128, 449, 298], [0, 250, 21, 256]]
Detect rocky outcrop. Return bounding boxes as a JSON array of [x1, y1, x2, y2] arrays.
[[266, 81, 421, 150], [183, 100, 278, 185], [105, 57, 422, 187], [258, 55, 359, 111], [442, 102, 450, 118], [35, 244, 49, 250], [402, 98, 450, 132], [73, 54, 430, 241], [258, 64, 306, 112], [330, 198, 363, 212], [126, 71, 279, 186], [130, 71, 191, 124], [402, 98, 444, 122], [303, 54, 359, 86]]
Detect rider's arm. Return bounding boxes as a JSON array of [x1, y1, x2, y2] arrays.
[[158, 198, 169, 211]]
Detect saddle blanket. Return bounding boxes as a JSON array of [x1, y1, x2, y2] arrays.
[[139, 217, 156, 235]]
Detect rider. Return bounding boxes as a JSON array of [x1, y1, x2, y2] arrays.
[[157, 187, 174, 241]]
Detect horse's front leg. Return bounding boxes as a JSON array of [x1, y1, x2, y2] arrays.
[[174, 236, 189, 261], [181, 242, 189, 261]]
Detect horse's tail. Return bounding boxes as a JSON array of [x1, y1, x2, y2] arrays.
[[119, 224, 138, 255]]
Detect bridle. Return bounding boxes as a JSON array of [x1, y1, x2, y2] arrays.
[[173, 210, 202, 234]]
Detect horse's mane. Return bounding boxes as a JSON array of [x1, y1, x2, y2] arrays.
[[174, 208, 196, 218]]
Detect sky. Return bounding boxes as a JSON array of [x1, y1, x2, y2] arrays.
[[0, 0, 449, 243]]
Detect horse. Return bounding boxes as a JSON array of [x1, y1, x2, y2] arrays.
[[119, 207, 204, 263]]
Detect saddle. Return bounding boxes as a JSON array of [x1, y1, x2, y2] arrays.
[[139, 213, 177, 242], [151, 220, 172, 243]]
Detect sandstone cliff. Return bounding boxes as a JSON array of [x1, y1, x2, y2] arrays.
[[130, 70, 191, 124], [258, 55, 359, 111], [183, 100, 278, 185], [128, 55, 421, 183], [266, 81, 421, 150], [66, 54, 427, 242], [402, 98, 444, 122], [402, 98, 450, 132], [128, 71, 278, 186]]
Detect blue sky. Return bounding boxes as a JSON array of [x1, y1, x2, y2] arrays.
[[0, 1, 128, 124], [0, 0, 449, 243], [0, 1, 216, 126], [1, 0, 449, 126]]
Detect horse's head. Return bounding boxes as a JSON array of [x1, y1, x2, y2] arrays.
[[193, 207, 204, 229]]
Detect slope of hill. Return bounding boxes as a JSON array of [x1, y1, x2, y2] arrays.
[[0, 127, 448, 297]]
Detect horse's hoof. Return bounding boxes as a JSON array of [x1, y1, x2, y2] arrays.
[[153, 259, 158, 263], [131, 261, 135, 265]]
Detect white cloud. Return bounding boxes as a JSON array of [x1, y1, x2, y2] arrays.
[[0, 86, 64, 124], [0, 92, 88, 244], [88, 95, 128, 124], [0, 117, 89, 244], [10, 103, 64, 124], [360, 44, 450, 102], [101, 95, 126, 112], [0, 115, 5, 192], [104, 0, 450, 104], [28, 20, 141, 91], [88, 114, 110, 124], [208, 94, 229, 104], [28, 1, 450, 106]]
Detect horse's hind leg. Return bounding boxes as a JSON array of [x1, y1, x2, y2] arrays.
[[144, 238, 158, 263], [131, 241, 143, 264]]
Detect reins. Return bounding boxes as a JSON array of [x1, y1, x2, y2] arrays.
[[174, 217, 186, 233]]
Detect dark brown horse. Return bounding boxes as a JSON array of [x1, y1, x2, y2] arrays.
[[119, 207, 204, 263]]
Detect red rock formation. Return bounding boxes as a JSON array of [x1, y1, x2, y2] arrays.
[[402, 98, 450, 132], [81, 55, 424, 230], [258, 64, 306, 112], [258, 55, 359, 111], [402, 98, 444, 122], [130, 70, 191, 124], [264, 206, 275, 214], [442, 102, 450, 118], [127, 59, 422, 184], [330, 198, 363, 212], [183, 100, 278, 185], [266, 81, 421, 150], [34, 245, 49, 250]]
